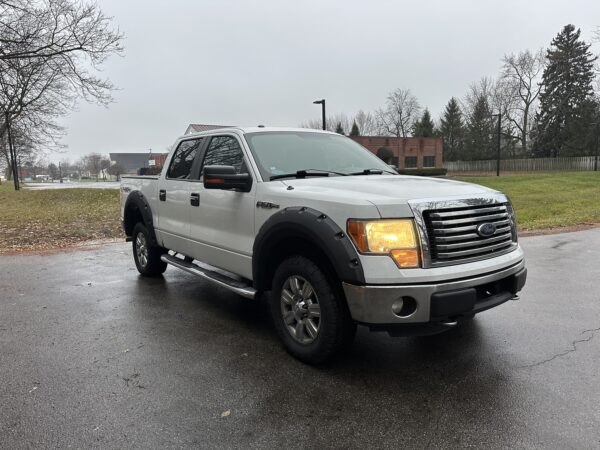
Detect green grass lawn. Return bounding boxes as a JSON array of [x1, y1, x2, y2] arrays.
[[0, 182, 121, 253], [0, 172, 598, 253], [454, 172, 600, 231]]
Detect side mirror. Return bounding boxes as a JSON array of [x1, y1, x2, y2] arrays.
[[203, 165, 252, 192]]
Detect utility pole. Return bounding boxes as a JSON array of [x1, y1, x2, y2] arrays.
[[313, 99, 326, 130], [492, 113, 501, 176]]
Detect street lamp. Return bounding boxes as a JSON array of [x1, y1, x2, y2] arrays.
[[313, 99, 326, 131], [491, 113, 501, 176], [592, 120, 600, 172]]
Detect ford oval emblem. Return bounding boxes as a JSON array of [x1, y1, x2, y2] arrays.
[[477, 223, 497, 237]]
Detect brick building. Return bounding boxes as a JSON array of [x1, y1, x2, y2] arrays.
[[351, 136, 443, 169]]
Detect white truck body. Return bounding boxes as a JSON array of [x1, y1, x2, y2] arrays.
[[121, 127, 526, 362]]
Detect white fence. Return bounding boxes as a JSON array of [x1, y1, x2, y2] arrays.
[[444, 156, 598, 174]]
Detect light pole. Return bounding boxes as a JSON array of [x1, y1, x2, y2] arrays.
[[491, 113, 501, 176], [592, 120, 600, 172], [313, 99, 326, 130]]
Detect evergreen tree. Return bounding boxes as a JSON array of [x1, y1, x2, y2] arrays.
[[465, 95, 494, 160], [349, 121, 360, 136], [335, 122, 345, 135], [533, 24, 598, 157], [439, 98, 465, 160], [413, 108, 435, 137]]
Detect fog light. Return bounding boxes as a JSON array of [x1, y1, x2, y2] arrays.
[[391, 296, 417, 317], [391, 299, 404, 315]]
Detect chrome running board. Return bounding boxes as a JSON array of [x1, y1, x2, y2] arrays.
[[161, 254, 256, 299]]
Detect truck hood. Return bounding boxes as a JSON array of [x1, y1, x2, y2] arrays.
[[281, 175, 500, 217]]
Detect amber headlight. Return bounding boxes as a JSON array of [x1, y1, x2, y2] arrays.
[[347, 219, 421, 268]]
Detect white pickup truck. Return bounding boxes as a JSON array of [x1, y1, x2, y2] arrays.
[[120, 127, 526, 363]]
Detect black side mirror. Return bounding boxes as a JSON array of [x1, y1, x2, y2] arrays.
[[203, 165, 252, 192]]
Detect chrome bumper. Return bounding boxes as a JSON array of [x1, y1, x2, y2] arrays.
[[342, 260, 526, 325]]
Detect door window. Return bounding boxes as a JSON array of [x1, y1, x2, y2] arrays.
[[201, 136, 245, 175], [166, 139, 203, 179]]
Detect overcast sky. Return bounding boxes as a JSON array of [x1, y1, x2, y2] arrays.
[[56, 0, 600, 161]]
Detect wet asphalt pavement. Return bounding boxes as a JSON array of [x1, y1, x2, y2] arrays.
[[1, 229, 599, 449]]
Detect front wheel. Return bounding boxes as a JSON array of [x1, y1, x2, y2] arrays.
[[132, 222, 167, 277], [269, 255, 356, 364]]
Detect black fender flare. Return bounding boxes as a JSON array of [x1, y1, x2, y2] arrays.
[[123, 191, 159, 246], [252, 206, 365, 290]]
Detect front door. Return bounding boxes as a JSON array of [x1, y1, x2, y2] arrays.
[[155, 137, 204, 254], [188, 134, 256, 278]]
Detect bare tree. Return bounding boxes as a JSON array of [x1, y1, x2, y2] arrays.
[[352, 110, 377, 136], [0, 0, 123, 189], [107, 161, 125, 181], [0, 0, 123, 62], [81, 152, 103, 180], [300, 112, 352, 133], [500, 49, 545, 154], [375, 88, 421, 137], [462, 77, 496, 117]]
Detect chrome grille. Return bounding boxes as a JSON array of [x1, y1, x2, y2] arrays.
[[423, 203, 517, 266]]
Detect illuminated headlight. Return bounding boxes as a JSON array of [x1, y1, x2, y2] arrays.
[[347, 219, 421, 268]]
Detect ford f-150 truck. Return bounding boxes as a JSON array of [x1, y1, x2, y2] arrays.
[[120, 127, 526, 363]]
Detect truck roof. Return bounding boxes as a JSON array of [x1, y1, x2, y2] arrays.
[[182, 126, 337, 139]]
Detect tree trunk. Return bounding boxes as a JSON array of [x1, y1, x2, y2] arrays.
[[5, 113, 19, 190], [521, 106, 528, 156]]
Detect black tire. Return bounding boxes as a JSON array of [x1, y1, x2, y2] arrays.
[[132, 222, 167, 277], [269, 255, 356, 364]]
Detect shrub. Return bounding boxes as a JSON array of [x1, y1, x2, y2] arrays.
[[396, 168, 448, 176]]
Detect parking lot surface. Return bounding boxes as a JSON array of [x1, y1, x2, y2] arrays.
[[1, 229, 599, 449]]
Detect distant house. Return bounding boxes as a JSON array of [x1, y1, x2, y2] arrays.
[[184, 123, 232, 135], [109, 152, 169, 174], [350, 136, 444, 169]]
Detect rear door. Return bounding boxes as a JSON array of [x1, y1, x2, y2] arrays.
[[188, 134, 257, 278], [155, 137, 204, 254]]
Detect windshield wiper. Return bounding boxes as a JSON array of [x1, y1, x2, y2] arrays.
[[348, 168, 397, 176], [270, 169, 347, 181]]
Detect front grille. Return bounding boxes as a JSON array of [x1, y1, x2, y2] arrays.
[[423, 203, 516, 266]]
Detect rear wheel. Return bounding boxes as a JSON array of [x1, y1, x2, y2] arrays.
[[269, 255, 356, 364], [132, 222, 167, 277]]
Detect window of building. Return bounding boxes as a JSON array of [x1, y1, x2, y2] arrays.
[[404, 156, 417, 169], [201, 136, 245, 175], [423, 156, 436, 168], [167, 138, 203, 179]]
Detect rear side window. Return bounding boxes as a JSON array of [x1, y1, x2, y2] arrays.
[[201, 136, 245, 174], [167, 139, 203, 179]]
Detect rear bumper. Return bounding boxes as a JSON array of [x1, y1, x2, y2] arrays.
[[342, 260, 526, 326]]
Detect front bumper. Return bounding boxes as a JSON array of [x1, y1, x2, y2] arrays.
[[342, 260, 526, 326]]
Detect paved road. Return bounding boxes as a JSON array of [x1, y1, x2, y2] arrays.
[[1, 230, 599, 449], [24, 181, 120, 190]]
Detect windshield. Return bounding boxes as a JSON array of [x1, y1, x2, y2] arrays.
[[244, 131, 395, 180]]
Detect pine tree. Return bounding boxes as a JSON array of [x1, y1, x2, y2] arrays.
[[465, 95, 494, 160], [439, 98, 465, 160], [335, 122, 345, 135], [413, 108, 434, 137], [349, 121, 360, 136], [533, 24, 598, 157]]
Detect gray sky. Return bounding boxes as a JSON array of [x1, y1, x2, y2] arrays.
[[57, 0, 600, 162]]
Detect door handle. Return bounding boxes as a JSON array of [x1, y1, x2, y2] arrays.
[[190, 192, 200, 207], [159, 189, 166, 201]]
